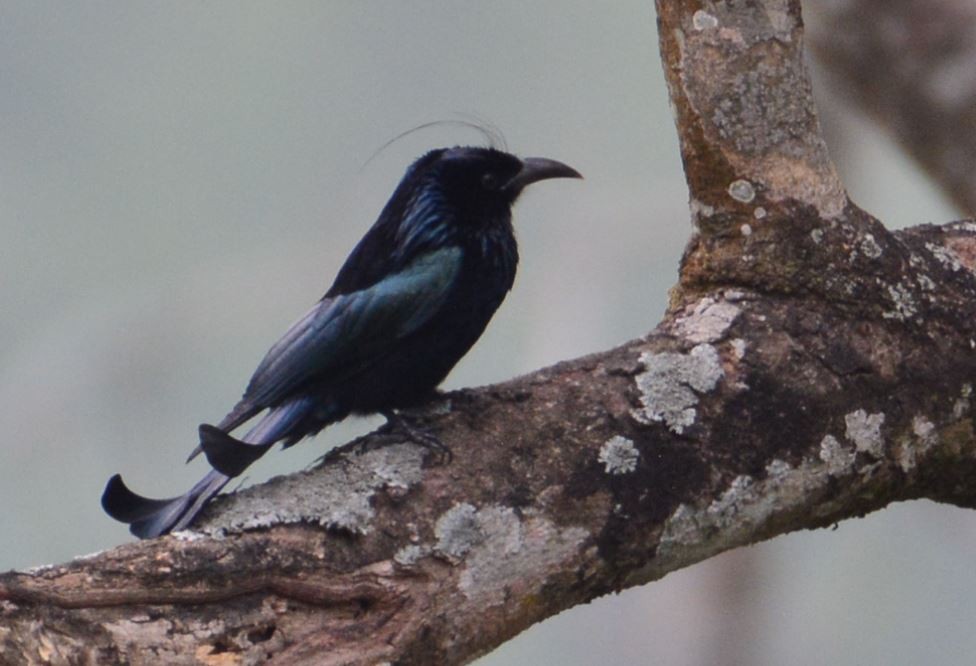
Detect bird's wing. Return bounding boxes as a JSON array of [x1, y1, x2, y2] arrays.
[[239, 246, 463, 411]]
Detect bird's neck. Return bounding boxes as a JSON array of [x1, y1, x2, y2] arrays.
[[463, 217, 518, 290]]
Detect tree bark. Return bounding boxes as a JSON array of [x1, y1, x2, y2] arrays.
[[5, 2, 976, 664]]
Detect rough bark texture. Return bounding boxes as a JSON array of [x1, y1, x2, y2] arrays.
[[4, 1, 976, 664], [808, 0, 976, 213]]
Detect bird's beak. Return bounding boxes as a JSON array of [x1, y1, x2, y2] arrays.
[[504, 157, 582, 194]]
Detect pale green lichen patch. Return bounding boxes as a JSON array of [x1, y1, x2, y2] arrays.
[[728, 179, 756, 203], [393, 544, 429, 567], [654, 456, 838, 571], [692, 9, 719, 31], [926, 242, 964, 272], [899, 415, 940, 472], [426, 502, 588, 607], [765, 459, 792, 478], [819, 434, 855, 475], [456, 507, 588, 607], [858, 233, 883, 259], [882, 283, 918, 321], [599, 436, 639, 475], [908, 253, 937, 291], [633, 344, 724, 433], [913, 415, 938, 447], [844, 409, 885, 457], [690, 198, 716, 219], [434, 503, 482, 563], [198, 442, 426, 536], [672, 297, 742, 344]]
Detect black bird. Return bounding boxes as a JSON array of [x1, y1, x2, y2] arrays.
[[102, 146, 581, 538]]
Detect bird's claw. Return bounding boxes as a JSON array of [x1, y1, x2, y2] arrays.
[[381, 410, 453, 465]]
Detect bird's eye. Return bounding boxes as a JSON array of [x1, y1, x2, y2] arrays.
[[481, 172, 500, 190]]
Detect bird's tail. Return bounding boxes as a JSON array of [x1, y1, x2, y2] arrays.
[[196, 395, 327, 476], [197, 424, 273, 477], [101, 397, 321, 538], [101, 469, 230, 539]]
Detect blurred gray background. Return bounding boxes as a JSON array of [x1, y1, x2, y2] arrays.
[[2, 3, 975, 665]]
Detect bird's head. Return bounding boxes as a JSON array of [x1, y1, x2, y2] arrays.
[[373, 146, 580, 264], [408, 146, 581, 222]]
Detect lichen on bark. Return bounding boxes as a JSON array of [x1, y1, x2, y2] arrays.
[[4, 2, 976, 664]]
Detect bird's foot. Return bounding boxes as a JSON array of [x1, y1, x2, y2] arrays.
[[381, 409, 453, 464]]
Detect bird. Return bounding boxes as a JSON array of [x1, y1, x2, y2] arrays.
[[101, 145, 581, 538]]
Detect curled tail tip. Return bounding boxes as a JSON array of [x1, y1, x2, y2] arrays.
[[101, 470, 228, 540], [101, 474, 148, 520], [199, 423, 272, 477], [101, 474, 172, 538], [186, 422, 230, 463]]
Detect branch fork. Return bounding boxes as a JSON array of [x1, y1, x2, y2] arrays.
[[4, 2, 976, 663]]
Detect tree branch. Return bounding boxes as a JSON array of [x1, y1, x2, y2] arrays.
[[4, 2, 976, 664], [808, 0, 976, 213]]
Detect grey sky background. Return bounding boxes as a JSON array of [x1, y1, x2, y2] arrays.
[[1, 3, 974, 664]]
